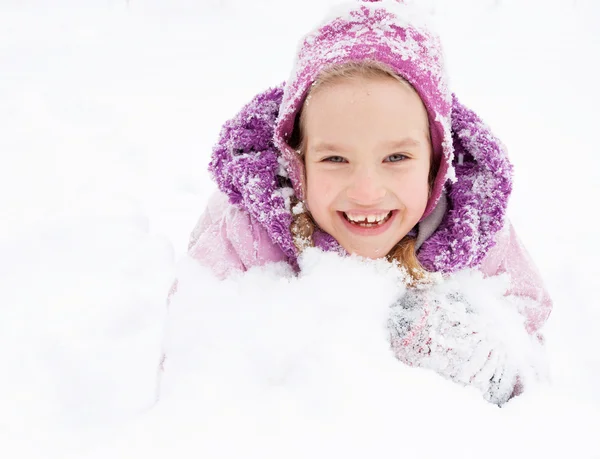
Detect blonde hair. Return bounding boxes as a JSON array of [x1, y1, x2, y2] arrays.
[[288, 60, 435, 284]]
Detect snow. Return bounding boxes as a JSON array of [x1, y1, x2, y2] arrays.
[[1, 0, 599, 458]]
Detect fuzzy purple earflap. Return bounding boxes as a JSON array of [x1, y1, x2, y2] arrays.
[[208, 86, 512, 273], [417, 95, 513, 273], [209, 86, 297, 261]]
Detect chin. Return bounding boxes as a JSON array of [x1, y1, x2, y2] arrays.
[[345, 244, 392, 260]]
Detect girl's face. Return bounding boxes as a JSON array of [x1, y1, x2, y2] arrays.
[[303, 76, 432, 259]]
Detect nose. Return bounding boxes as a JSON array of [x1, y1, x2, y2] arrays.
[[346, 166, 386, 205]]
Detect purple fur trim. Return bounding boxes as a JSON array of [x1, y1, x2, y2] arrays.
[[313, 229, 344, 254], [208, 85, 298, 261], [208, 88, 512, 274], [416, 94, 513, 273]]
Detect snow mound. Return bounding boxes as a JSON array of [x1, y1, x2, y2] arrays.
[[108, 249, 594, 459]]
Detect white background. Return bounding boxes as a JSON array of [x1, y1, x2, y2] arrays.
[[1, 1, 598, 457]]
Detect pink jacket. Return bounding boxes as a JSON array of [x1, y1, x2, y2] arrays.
[[182, 190, 551, 405], [161, 1, 553, 405], [160, 77, 552, 405], [188, 191, 551, 338]]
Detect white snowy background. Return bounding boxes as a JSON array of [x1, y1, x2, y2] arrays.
[[1, 0, 599, 458]]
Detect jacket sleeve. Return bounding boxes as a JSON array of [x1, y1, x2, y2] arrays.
[[479, 221, 553, 337], [157, 191, 290, 394], [186, 191, 289, 279], [167, 191, 289, 305]]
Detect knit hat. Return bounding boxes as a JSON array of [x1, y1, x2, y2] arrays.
[[273, 0, 455, 220]]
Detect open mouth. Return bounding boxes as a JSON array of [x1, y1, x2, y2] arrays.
[[342, 211, 393, 228]]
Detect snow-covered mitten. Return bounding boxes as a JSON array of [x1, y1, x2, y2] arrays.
[[388, 286, 519, 405]]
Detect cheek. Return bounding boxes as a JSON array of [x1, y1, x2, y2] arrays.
[[394, 171, 430, 211], [405, 186, 429, 211], [306, 169, 331, 214], [305, 168, 343, 224]]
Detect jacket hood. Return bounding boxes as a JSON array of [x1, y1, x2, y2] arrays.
[[208, 85, 513, 273], [273, 0, 454, 221]]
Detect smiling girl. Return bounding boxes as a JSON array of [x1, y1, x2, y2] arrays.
[[298, 67, 431, 261], [171, 0, 552, 405]]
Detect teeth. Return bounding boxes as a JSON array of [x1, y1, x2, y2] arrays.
[[345, 211, 391, 224]]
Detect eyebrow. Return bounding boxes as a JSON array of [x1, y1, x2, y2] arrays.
[[381, 138, 423, 150], [311, 138, 422, 153], [311, 142, 351, 154]]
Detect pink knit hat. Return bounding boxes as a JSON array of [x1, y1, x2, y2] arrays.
[[273, 0, 455, 220]]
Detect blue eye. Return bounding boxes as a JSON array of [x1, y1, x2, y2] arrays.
[[323, 156, 347, 163], [385, 154, 407, 163]]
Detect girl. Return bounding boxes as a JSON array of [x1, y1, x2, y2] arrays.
[[171, 0, 552, 405]]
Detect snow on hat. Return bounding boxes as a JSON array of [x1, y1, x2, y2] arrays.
[[273, 0, 455, 220]]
